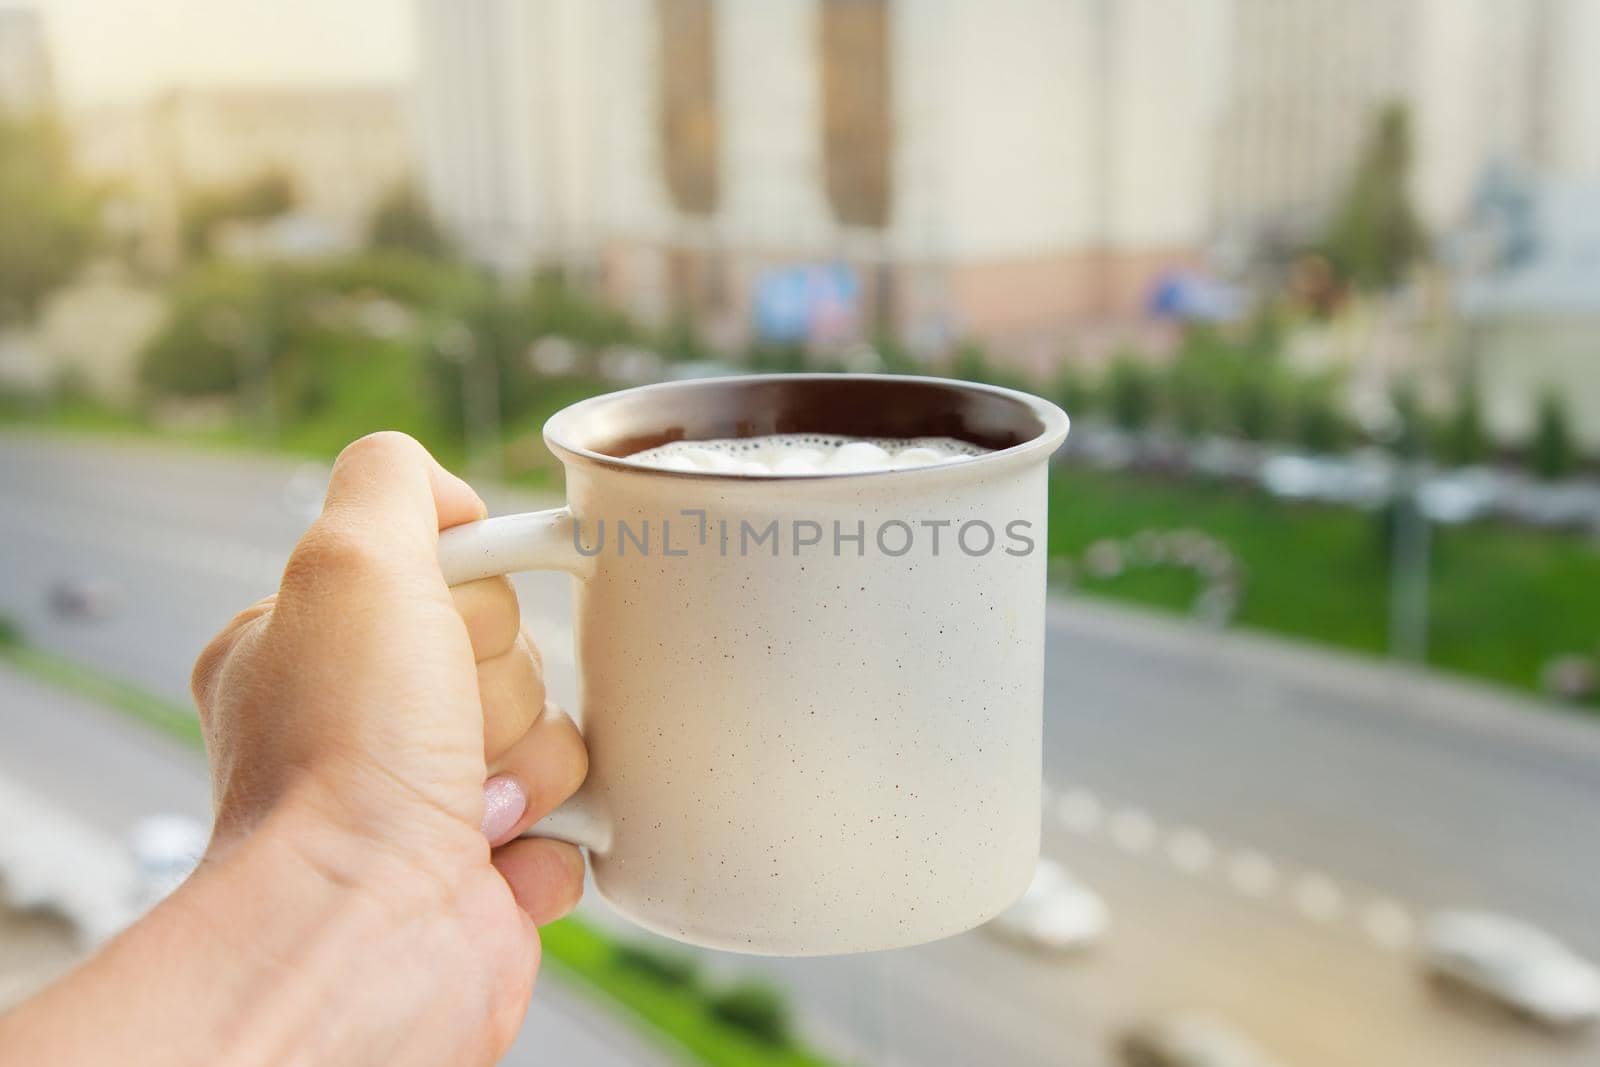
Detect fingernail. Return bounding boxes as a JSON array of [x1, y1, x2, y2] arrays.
[[481, 776, 527, 845]]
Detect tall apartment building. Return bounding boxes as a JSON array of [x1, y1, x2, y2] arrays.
[[0, 3, 52, 116], [415, 0, 1226, 357], [1213, 0, 1600, 246], [413, 0, 1600, 355]]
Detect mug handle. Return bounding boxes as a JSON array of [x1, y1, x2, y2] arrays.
[[437, 509, 610, 853]]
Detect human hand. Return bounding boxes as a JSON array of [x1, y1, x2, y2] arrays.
[[188, 431, 588, 1063]]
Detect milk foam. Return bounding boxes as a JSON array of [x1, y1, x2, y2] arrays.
[[627, 433, 989, 475]]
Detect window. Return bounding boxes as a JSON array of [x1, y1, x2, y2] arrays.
[[819, 0, 891, 229], [657, 0, 719, 217]]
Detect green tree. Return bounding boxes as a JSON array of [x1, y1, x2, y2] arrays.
[[1051, 362, 1096, 419], [1228, 374, 1275, 441], [1321, 103, 1426, 290], [138, 264, 270, 397], [0, 117, 99, 323], [366, 181, 452, 258], [948, 341, 1031, 391], [1164, 356, 1215, 437], [1441, 377, 1487, 466], [1105, 355, 1156, 431], [1529, 389, 1576, 480], [1293, 376, 1348, 453], [181, 171, 295, 259], [707, 982, 791, 1048]]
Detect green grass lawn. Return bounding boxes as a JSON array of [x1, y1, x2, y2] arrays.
[[541, 920, 835, 1067], [1049, 466, 1600, 704]]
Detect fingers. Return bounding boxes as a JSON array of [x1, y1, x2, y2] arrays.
[[477, 631, 547, 758], [280, 433, 484, 605], [492, 838, 585, 925], [451, 577, 525, 662], [488, 704, 587, 836], [322, 431, 485, 540], [190, 594, 276, 712]]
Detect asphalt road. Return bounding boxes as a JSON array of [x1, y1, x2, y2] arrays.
[[3, 431, 1598, 1066]]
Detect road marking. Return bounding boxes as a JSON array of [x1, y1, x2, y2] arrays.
[[1227, 849, 1278, 897], [1055, 788, 1103, 834], [1039, 781, 1433, 954], [1293, 873, 1344, 923], [1361, 898, 1414, 950], [1166, 829, 1214, 874], [1108, 807, 1157, 853]]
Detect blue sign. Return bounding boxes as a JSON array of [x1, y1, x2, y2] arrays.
[[752, 263, 861, 343]]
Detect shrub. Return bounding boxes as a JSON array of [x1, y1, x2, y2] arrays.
[[1164, 358, 1216, 437], [1105, 356, 1156, 431], [1051, 362, 1096, 419], [1529, 389, 1576, 480], [0, 614, 20, 649], [612, 942, 701, 990], [1292, 377, 1348, 453], [707, 981, 792, 1048], [366, 181, 452, 258], [1441, 377, 1487, 465]]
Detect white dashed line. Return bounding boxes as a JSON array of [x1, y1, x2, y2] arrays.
[[1362, 898, 1415, 950], [1227, 849, 1279, 897], [1166, 829, 1215, 875], [1108, 807, 1157, 853], [1040, 783, 1427, 952], [1055, 788, 1103, 834], [1294, 873, 1344, 923]]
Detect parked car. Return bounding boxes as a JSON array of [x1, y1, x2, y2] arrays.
[[1118, 1012, 1281, 1067], [47, 577, 122, 621], [985, 858, 1107, 952], [1421, 910, 1600, 1028]]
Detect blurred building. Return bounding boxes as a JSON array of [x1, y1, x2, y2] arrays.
[[1214, 0, 1600, 249], [1457, 173, 1600, 450], [415, 0, 1228, 363], [74, 86, 412, 268], [0, 2, 52, 116], [413, 0, 1600, 363]]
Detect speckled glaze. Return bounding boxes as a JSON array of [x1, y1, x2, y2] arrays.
[[437, 375, 1069, 955]]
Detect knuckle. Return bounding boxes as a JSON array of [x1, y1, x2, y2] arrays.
[[189, 598, 274, 713], [189, 632, 232, 714], [283, 522, 383, 589]]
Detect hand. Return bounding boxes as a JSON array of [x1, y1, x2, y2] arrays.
[[188, 432, 587, 1062], [1, 432, 587, 1067]]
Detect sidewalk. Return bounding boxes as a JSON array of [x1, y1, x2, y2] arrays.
[[0, 662, 680, 1067]]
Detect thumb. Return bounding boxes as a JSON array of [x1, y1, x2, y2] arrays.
[[320, 431, 486, 554], [280, 432, 486, 602]]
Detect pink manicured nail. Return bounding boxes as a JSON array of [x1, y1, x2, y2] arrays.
[[481, 776, 527, 845]]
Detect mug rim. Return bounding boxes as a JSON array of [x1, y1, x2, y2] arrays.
[[542, 373, 1071, 482]]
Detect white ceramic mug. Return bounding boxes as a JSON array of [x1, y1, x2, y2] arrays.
[[438, 374, 1068, 955]]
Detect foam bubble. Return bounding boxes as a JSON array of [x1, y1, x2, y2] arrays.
[[627, 433, 989, 475]]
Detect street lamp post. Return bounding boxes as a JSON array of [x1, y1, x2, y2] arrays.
[[1388, 458, 1431, 663]]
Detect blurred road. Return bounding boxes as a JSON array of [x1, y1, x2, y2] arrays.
[[2, 431, 1598, 1066]]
